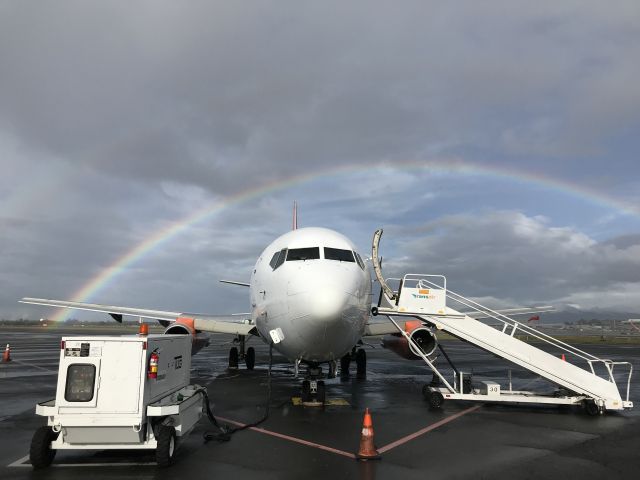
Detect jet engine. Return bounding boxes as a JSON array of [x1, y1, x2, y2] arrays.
[[382, 321, 438, 360], [164, 319, 210, 355]]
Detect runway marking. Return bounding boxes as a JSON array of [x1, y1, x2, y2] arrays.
[[216, 416, 357, 459], [8, 454, 155, 468], [377, 405, 481, 453], [8, 360, 57, 372], [8, 408, 479, 466], [291, 397, 350, 406], [217, 406, 480, 459], [7, 455, 30, 467]]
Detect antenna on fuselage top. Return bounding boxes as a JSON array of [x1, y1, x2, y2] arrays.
[[292, 201, 298, 230]]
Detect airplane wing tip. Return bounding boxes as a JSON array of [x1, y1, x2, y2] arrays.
[[219, 280, 251, 287]]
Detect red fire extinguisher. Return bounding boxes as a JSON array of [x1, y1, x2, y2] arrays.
[[148, 351, 159, 379]]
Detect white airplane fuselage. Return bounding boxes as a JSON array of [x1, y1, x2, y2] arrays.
[[250, 227, 372, 363]]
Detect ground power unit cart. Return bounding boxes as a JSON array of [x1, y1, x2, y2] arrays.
[[31, 334, 204, 468]]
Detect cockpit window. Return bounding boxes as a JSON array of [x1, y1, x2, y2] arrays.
[[286, 247, 320, 261], [354, 251, 365, 270], [269, 251, 280, 269], [271, 249, 287, 270], [324, 247, 355, 262]]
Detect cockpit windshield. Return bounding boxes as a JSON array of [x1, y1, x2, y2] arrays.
[[286, 247, 320, 261], [270, 248, 287, 269], [270, 246, 364, 268], [324, 247, 355, 262]]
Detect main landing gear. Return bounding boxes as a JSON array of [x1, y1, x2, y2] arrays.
[[340, 347, 367, 379], [228, 335, 255, 370]]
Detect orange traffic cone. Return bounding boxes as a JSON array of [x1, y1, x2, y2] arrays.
[[356, 408, 380, 461], [561, 353, 566, 361], [2, 344, 11, 363]]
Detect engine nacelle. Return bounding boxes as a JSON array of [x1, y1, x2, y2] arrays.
[[164, 321, 210, 355], [382, 327, 438, 360]]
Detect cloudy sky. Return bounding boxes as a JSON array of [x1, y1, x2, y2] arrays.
[[2, 1, 639, 321]]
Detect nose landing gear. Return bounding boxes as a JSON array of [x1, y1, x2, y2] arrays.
[[300, 364, 326, 405], [301, 379, 326, 405]]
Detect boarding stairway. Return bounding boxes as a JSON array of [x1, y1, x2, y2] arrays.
[[371, 231, 633, 413]]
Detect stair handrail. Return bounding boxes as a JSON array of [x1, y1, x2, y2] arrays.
[[406, 274, 604, 361], [416, 275, 602, 362]]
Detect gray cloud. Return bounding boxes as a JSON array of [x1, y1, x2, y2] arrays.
[[2, 2, 640, 319], [383, 211, 640, 312], [1, 2, 639, 193]]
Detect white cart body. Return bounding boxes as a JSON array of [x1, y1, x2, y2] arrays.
[[35, 334, 203, 450]]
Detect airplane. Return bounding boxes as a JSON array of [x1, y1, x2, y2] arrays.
[[21, 207, 553, 403], [21, 210, 375, 402]]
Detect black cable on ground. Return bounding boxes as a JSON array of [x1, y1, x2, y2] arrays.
[[199, 342, 274, 443]]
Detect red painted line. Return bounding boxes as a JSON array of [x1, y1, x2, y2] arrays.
[[215, 416, 356, 459], [377, 405, 481, 453]]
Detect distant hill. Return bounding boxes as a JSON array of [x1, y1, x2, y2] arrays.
[[534, 306, 639, 324]]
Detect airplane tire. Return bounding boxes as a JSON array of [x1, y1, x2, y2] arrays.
[[228, 347, 239, 369], [245, 347, 255, 370], [317, 381, 326, 404], [422, 384, 431, 399], [301, 380, 311, 403], [156, 426, 177, 467], [340, 355, 351, 378], [429, 391, 444, 409], [356, 348, 366, 379], [30, 426, 58, 469]]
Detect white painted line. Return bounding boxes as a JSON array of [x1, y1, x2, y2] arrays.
[[7, 356, 59, 361], [7, 455, 30, 467], [8, 454, 155, 468], [8, 360, 56, 372], [51, 461, 156, 467]]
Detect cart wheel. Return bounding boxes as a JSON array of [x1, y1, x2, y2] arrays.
[[584, 399, 600, 416], [156, 426, 177, 467], [428, 391, 444, 409], [245, 347, 255, 370], [30, 426, 58, 469]]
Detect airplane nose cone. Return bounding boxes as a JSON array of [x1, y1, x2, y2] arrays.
[[308, 286, 347, 320], [293, 284, 365, 361]]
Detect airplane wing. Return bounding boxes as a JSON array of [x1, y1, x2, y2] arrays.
[[19, 297, 257, 336], [364, 321, 401, 336], [364, 305, 555, 336]]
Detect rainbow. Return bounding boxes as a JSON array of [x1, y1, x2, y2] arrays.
[[51, 159, 639, 322]]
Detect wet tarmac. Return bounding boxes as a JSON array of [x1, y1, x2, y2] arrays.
[[1, 326, 639, 479]]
